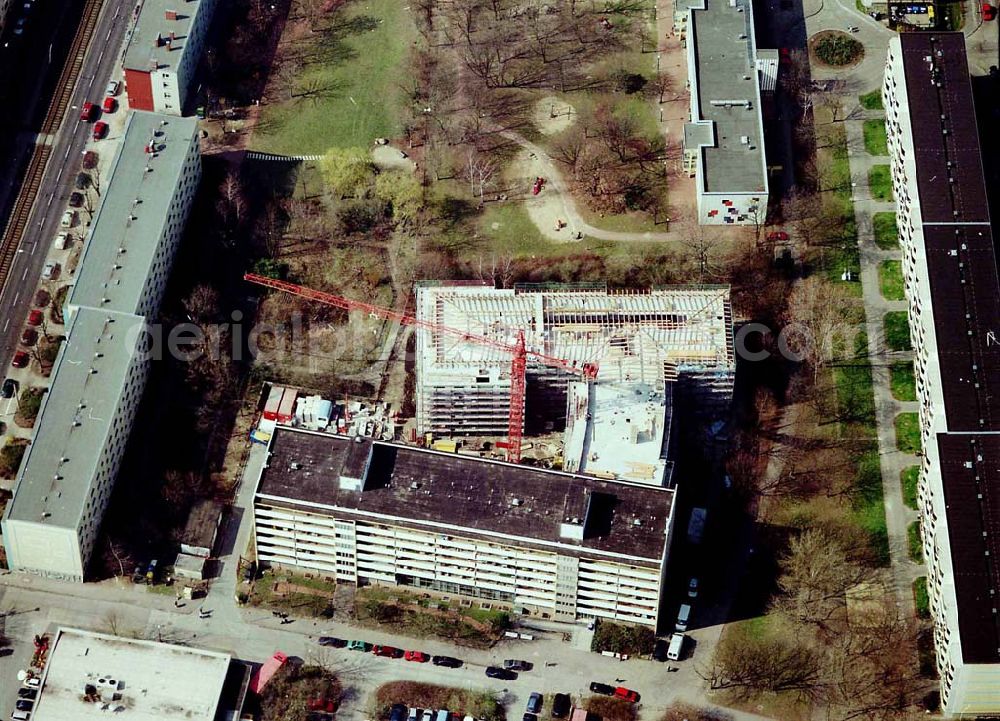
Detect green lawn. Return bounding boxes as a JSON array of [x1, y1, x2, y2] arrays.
[[859, 90, 884, 110], [908, 521, 924, 563], [815, 108, 860, 293], [251, 0, 417, 154], [868, 165, 893, 201], [895, 412, 922, 454], [889, 361, 916, 402], [862, 120, 889, 156], [884, 311, 912, 351], [878, 260, 904, 301], [872, 211, 899, 249], [901, 465, 919, 510], [913, 577, 930, 619]]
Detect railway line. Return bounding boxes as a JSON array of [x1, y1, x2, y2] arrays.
[[0, 0, 104, 299]]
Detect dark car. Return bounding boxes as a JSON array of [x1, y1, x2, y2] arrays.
[[131, 564, 145, 584], [16, 699, 34, 711], [485, 666, 516, 680], [431, 655, 462, 668], [17, 688, 37, 700], [243, 561, 257, 583], [83, 150, 99, 169], [504, 659, 532, 671], [526, 693, 543, 714], [20, 327, 36, 347], [1, 378, 16, 399], [27, 309, 43, 326], [69, 192, 84, 207], [589, 682, 615, 696], [523, 715, 537, 721], [372, 645, 404, 659], [389, 704, 407, 721], [552, 694, 571, 719], [652, 639, 668, 662], [75, 172, 91, 190], [318, 637, 346, 648]]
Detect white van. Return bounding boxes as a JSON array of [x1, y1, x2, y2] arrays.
[[667, 632, 685, 661], [675, 603, 692, 632]]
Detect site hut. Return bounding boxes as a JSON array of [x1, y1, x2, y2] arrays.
[[252, 427, 678, 629], [883, 32, 1000, 716], [27, 627, 236, 721], [121, 0, 219, 115], [173, 499, 225, 581], [413, 282, 735, 443], [682, 0, 769, 224]]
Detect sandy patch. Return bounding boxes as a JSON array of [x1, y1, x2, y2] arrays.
[[372, 144, 417, 172], [533, 96, 577, 136], [516, 149, 584, 243]]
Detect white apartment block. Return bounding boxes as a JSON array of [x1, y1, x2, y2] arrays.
[[122, 0, 218, 115], [1, 111, 200, 581], [253, 427, 677, 628], [884, 33, 1000, 716], [682, 0, 769, 225], [414, 282, 734, 439]]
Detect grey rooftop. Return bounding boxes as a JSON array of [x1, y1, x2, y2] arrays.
[[123, 0, 211, 73]]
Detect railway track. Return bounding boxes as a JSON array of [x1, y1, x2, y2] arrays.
[[0, 0, 104, 298]]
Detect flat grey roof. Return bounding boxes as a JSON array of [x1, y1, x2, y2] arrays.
[[33, 627, 230, 721], [123, 0, 211, 73], [256, 428, 675, 563], [68, 111, 198, 314], [181, 499, 224, 548], [5, 309, 146, 528], [687, 0, 768, 193]]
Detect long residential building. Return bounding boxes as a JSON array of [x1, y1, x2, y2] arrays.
[[883, 32, 1000, 716], [682, 0, 770, 225], [253, 427, 677, 628], [414, 282, 734, 437], [1, 111, 200, 581]]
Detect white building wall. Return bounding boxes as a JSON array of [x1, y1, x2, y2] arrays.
[[2, 522, 84, 581]]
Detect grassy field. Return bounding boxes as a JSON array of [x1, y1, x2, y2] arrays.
[[251, 0, 417, 154], [884, 311, 912, 351], [868, 165, 893, 201], [913, 577, 930, 619], [908, 521, 924, 563], [901, 466, 919, 509], [862, 120, 888, 156], [878, 260, 904, 300], [815, 107, 860, 293], [872, 212, 898, 249], [895, 412, 921, 453], [248, 569, 336, 617], [889, 361, 916, 401], [859, 90, 884, 110]]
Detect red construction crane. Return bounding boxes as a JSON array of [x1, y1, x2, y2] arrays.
[[243, 274, 599, 463]]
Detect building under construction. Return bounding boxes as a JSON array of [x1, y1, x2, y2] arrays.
[[414, 283, 735, 445]]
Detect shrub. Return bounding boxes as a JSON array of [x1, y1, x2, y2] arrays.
[[590, 619, 656, 655], [337, 198, 388, 235], [16, 388, 44, 426], [0, 440, 28, 478], [586, 697, 637, 721], [813, 33, 864, 66]]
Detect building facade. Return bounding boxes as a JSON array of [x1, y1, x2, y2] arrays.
[[253, 428, 677, 628], [1, 112, 201, 581], [682, 0, 769, 224], [884, 33, 1000, 716], [122, 0, 218, 115]]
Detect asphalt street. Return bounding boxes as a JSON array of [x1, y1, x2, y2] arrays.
[[0, 0, 132, 370]]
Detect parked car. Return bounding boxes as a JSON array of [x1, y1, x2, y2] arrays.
[[16, 689, 36, 700], [347, 640, 371, 652], [82, 150, 98, 169], [242, 561, 257, 583], [503, 659, 531, 671], [60, 210, 75, 228], [589, 682, 615, 696], [74, 172, 90, 190], [20, 328, 36, 346], [984, 3, 997, 19], [389, 704, 407, 721], [13, 16, 26, 35], [102, 96, 116, 113], [613, 688, 640, 703], [523, 715, 537, 721], [551, 694, 571, 719], [431, 655, 462, 668], [1, 378, 16, 398], [54, 232, 70, 250], [23, 677, 41, 688], [526, 693, 542, 714], [688, 577, 700, 598], [676, 603, 692, 632], [15, 700, 33, 712], [404, 650, 428, 662], [41, 262, 58, 280], [27, 310, 43, 326], [766, 230, 789, 242], [318, 637, 346, 648], [93, 121, 109, 140], [667, 633, 685, 661], [69, 192, 83, 207], [652, 638, 669, 662], [11, 351, 28, 369], [80, 101, 96, 122], [406, 708, 420, 721], [485, 666, 516, 680], [372, 645, 404, 658], [131, 564, 145, 584], [106, 80, 120, 96], [420, 711, 432, 721]]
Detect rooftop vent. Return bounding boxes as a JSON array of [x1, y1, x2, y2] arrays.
[[165, 9, 177, 20]]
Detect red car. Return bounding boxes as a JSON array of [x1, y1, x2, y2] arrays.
[[80, 101, 96, 122], [613, 688, 640, 703], [983, 4, 997, 20], [404, 650, 429, 662], [767, 230, 789, 242], [532, 177, 545, 195], [20, 328, 37, 346], [27, 309, 43, 326], [11, 351, 29, 369], [93, 121, 109, 140], [371, 645, 404, 658], [102, 96, 116, 113]]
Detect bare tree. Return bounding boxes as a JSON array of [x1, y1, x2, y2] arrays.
[[783, 277, 857, 383], [476, 254, 514, 289], [464, 151, 499, 199]]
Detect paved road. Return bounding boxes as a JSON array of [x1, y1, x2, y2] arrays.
[[0, 0, 132, 373]]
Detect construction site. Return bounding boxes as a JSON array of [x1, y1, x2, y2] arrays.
[[247, 277, 736, 489]]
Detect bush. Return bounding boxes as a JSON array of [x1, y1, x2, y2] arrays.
[[15, 388, 44, 427], [813, 33, 864, 66], [611, 70, 647, 94], [251, 258, 289, 280], [0, 440, 28, 478], [259, 664, 341, 721], [374, 682, 503, 721], [586, 697, 636, 721], [337, 198, 388, 235], [590, 619, 655, 655]]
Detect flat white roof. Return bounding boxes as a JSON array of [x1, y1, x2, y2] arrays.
[[32, 628, 230, 721]]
